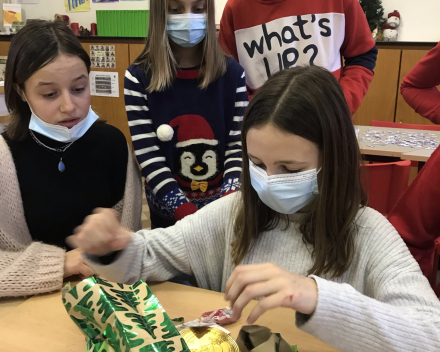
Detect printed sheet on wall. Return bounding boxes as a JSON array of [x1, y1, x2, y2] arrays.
[[65, 0, 91, 12]]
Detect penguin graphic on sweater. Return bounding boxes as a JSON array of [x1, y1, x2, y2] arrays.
[[156, 114, 223, 194]]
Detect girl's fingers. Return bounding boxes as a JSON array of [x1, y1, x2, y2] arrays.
[[70, 227, 112, 255], [66, 234, 78, 249], [230, 280, 280, 322], [78, 262, 95, 278], [225, 264, 276, 300], [226, 269, 266, 304], [246, 291, 287, 324], [225, 265, 253, 296]]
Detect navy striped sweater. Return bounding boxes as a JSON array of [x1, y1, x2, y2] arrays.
[[124, 57, 247, 221]]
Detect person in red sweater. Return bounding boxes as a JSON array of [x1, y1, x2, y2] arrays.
[[218, 0, 378, 114], [388, 146, 440, 282], [400, 42, 440, 124]]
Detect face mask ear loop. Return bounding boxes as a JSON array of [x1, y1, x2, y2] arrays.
[[312, 168, 321, 195], [22, 92, 36, 116]]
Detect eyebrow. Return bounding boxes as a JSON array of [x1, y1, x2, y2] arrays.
[[248, 153, 304, 165], [275, 160, 304, 165], [36, 74, 87, 87], [170, 0, 204, 5]]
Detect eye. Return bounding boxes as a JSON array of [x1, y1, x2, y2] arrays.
[[193, 7, 204, 13], [169, 7, 180, 14], [43, 92, 58, 99], [205, 156, 212, 159], [184, 156, 192, 160], [284, 166, 301, 174], [252, 161, 266, 170], [72, 87, 86, 94]]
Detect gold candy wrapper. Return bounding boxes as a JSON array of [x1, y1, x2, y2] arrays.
[[62, 277, 190, 352], [181, 327, 239, 352]]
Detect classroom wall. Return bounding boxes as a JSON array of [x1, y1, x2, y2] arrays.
[[18, 0, 150, 30], [16, 0, 227, 29], [382, 0, 440, 42], [214, 0, 227, 24], [10, 0, 440, 42]]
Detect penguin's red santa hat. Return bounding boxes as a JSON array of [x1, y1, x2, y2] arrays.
[[157, 114, 218, 148]]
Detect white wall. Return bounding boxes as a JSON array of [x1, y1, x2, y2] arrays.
[[382, 0, 440, 42], [214, 0, 227, 24], [12, 0, 440, 42], [19, 0, 150, 29], [18, 0, 222, 29]]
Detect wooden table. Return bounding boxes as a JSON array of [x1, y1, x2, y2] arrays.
[[0, 296, 27, 316], [356, 125, 440, 160], [0, 282, 340, 352], [401, 148, 434, 163]]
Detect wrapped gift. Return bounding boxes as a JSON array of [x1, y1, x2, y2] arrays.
[[62, 277, 191, 352], [236, 325, 298, 352]]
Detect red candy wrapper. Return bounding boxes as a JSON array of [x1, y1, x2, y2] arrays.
[[201, 307, 235, 325]]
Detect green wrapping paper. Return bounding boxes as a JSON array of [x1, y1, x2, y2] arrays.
[[62, 277, 191, 352]]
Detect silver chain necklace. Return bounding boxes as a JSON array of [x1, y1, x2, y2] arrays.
[[29, 130, 76, 172]]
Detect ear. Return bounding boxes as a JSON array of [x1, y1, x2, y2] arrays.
[[14, 84, 26, 102]]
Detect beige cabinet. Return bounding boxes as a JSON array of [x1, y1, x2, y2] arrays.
[[353, 49, 402, 126]]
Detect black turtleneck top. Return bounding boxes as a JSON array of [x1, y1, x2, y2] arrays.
[[2, 123, 128, 249]]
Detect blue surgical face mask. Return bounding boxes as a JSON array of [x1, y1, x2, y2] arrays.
[[28, 105, 99, 143], [166, 13, 207, 48], [249, 161, 320, 215]]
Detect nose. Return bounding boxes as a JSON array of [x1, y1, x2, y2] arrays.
[[193, 165, 204, 172], [59, 92, 75, 114], [265, 166, 278, 177]]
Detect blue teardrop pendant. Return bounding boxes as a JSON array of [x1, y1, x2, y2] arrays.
[[58, 159, 65, 172]]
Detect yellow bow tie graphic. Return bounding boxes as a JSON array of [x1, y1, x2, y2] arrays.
[[191, 180, 209, 193]]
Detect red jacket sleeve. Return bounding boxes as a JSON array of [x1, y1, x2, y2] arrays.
[[388, 147, 440, 280], [400, 42, 440, 124], [218, 2, 239, 60], [339, 0, 377, 114]]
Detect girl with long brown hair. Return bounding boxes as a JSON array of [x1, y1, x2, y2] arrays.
[[125, 0, 247, 229], [72, 66, 440, 352], [0, 20, 142, 298]]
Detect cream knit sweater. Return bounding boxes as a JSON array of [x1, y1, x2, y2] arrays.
[[88, 193, 440, 352], [0, 135, 143, 298]]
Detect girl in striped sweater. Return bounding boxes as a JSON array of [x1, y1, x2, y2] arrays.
[[125, 0, 247, 228]]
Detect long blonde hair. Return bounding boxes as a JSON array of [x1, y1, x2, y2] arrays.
[[135, 0, 226, 92]]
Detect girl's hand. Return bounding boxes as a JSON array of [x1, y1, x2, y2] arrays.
[[67, 208, 132, 256], [224, 263, 318, 324], [63, 248, 94, 278]]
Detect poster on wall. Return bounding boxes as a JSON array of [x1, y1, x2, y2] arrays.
[[3, 4, 22, 27], [0, 56, 7, 82], [17, 0, 40, 4], [90, 45, 116, 69], [90, 71, 119, 97], [65, 0, 91, 12]]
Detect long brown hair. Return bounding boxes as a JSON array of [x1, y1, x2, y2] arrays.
[[134, 0, 226, 92], [233, 65, 367, 278], [5, 20, 91, 141]]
